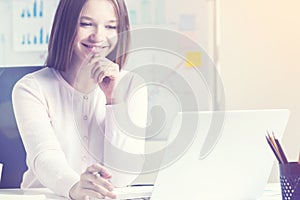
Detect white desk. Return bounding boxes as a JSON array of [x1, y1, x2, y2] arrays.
[[0, 187, 152, 200], [0, 188, 67, 200], [259, 183, 282, 200], [0, 183, 282, 200]]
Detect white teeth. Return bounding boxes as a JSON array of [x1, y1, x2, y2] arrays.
[[88, 45, 101, 49], [83, 43, 106, 48], [83, 43, 106, 54]]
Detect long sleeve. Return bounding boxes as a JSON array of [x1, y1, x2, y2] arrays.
[[12, 73, 79, 198], [12, 67, 149, 196], [103, 71, 148, 187]]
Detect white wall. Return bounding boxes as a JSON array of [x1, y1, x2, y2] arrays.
[[218, 0, 300, 181]]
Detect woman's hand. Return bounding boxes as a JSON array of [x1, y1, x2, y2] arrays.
[[69, 163, 116, 200], [89, 56, 120, 104]]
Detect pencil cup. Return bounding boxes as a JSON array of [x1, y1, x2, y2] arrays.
[[279, 162, 300, 200]]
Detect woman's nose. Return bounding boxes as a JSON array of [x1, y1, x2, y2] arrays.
[[89, 26, 106, 42]]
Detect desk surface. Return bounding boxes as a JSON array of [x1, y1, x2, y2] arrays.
[[0, 188, 66, 200], [0, 186, 153, 200], [0, 183, 282, 200], [259, 183, 281, 200]]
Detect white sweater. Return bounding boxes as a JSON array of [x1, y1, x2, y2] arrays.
[[12, 67, 147, 198]]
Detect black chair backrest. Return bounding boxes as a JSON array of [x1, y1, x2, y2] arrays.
[[0, 66, 42, 188]]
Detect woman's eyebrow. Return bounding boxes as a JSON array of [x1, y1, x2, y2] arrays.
[[80, 16, 117, 23], [80, 16, 94, 21]]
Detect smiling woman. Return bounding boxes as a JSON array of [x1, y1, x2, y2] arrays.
[[11, 0, 148, 200], [73, 0, 119, 60], [46, 0, 130, 72]]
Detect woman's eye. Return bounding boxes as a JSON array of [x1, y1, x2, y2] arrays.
[[80, 22, 93, 27], [106, 25, 117, 29]]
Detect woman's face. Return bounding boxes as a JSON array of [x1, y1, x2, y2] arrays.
[[72, 0, 118, 63]]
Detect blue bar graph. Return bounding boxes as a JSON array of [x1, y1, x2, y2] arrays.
[[27, 33, 31, 45], [33, 0, 37, 17], [21, 9, 25, 18], [39, 28, 43, 44], [129, 10, 137, 24], [33, 36, 37, 44], [13, 0, 59, 51], [21, 28, 49, 46], [141, 0, 151, 24], [20, 0, 44, 18], [26, 8, 31, 18], [39, 0, 43, 17], [21, 35, 25, 45], [45, 33, 49, 44], [127, 0, 166, 26]]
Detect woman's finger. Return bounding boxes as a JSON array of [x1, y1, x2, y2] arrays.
[[91, 61, 106, 75], [82, 181, 116, 199], [91, 64, 110, 82], [91, 65, 103, 81], [81, 172, 114, 191], [86, 163, 112, 179], [99, 65, 119, 80], [90, 61, 99, 75], [80, 187, 105, 199], [98, 71, 107, 83]]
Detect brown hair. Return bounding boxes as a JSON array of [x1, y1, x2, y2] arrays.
[[46, 0, 131, 71]]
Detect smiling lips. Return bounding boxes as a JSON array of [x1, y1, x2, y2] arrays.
[[82, 43, 107, 54]]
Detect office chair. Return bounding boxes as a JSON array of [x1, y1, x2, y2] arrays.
[[0, 66, 42, 188]]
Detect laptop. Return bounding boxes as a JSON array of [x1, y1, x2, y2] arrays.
[[149, 109, 290, 200]]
